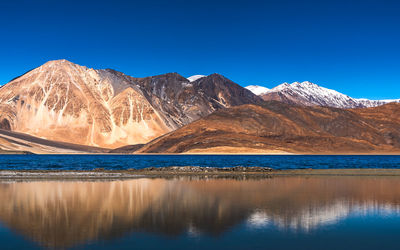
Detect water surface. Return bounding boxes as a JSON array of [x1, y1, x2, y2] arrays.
[[0, 154, 400, 170], [1, 176, 400, 249]]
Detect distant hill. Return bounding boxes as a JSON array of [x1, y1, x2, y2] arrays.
[[132, 102, 400, 154]]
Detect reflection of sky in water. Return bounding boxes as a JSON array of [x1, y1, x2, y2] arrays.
[[1, 177, 400, 249], [246, 202, 400, 232]]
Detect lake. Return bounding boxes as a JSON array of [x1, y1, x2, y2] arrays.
[[0, 154, 400, 170], [0, 176, 400, 249], [1, 155, 400, 249]]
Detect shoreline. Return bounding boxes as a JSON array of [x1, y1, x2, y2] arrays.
[[2, 167, 400, 180], [2, 152, 400, 156]]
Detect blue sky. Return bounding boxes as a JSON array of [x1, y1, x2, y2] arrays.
[[0, 0, 399, 99]]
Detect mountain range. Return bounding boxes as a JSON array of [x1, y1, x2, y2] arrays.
[[0, 59, 399, 154], [245, 82, 400, 108], [0, 60, 260, 149]]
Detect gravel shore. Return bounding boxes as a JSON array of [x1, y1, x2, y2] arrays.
[[1, 167, 400, 180]]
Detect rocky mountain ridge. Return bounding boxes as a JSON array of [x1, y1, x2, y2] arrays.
[[246, 81, 400, 108], [0, 60, 261, 148], [1, 59, 399, 153]]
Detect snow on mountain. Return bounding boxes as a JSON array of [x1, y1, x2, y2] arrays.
[[258, 81, 400, 108], [355, 98, 400, 107], [187, 75, 206, 82], [245, 85, 270, 95]]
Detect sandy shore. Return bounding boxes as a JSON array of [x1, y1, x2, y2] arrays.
[[1, 167, 400, 180]]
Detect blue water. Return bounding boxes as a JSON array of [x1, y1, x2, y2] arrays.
[[84, 214, 400, 250], [1, 177, 400, 249], [0, 154, 399, 170]]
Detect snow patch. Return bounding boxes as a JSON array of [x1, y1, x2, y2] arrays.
[[245, 85, 270, 95], [187, 75, 206, 82]]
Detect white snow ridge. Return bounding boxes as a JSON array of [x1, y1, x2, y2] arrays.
[[187, 75, 206, 82], [247, 81, 400, 109], [245, 85, 270, 95]]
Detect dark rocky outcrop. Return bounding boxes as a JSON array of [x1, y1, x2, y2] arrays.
[[0, 119, 10, 131]]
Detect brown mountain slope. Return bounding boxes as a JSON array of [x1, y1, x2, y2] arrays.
[[135, 102, 400, 154], [0, 60, 261, 148], [131, 72, 263, 127], [0, 129, 109, 154]]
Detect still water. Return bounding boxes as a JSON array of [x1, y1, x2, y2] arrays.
[[0, 154, 400, 170], [0, 176, 400, 249]]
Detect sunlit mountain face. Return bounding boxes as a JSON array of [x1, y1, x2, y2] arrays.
[[0, 177, 400, 248], [0, 60, 261, 150]]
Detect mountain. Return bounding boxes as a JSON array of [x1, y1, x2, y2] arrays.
[[246, 81, 400, 108], [3, 60, 399, 153], [134, 102, 400, 154], [245, 85, 269, 95], [131, 72, 263, 128], [0, 60, 261, 148]]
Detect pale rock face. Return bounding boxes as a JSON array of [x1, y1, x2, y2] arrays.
[[0, 60, 170, 148], [258, 81, 400, 108]]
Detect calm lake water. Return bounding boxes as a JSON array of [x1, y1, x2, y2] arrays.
[[0, 176, 400, 249], [0, 154, 400, 170]]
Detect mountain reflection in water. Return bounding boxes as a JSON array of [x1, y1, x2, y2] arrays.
[[0, 176, 400, 248]]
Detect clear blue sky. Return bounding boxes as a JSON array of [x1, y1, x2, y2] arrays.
[[1, 0, 399, 99]]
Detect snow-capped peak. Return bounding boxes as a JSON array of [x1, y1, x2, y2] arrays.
[[270, 82, 290, 92], [187, 75, 206, 82], [245, 85, 270, 95], [292, 81, 316, 87], [259, 81, 400, 108]]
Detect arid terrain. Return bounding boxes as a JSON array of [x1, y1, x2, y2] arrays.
[[1, 60, 400, 154], [0, 60, 260, 149], [0, 129, 109, 154], [131, 102, 400, 154]]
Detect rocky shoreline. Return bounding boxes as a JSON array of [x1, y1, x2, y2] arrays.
[[1, 167, 400, 180], [138, 166, 274, 172]]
